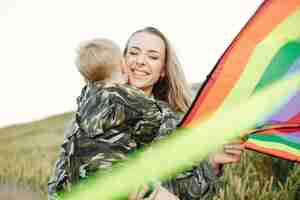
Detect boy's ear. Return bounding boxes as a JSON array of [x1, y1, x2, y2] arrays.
[[120, 58, 129, 82], [120, 58, 129, 75], [120, 58, 125, 74]]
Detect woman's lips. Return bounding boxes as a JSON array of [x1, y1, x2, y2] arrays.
[[131, 68, 150, 77]]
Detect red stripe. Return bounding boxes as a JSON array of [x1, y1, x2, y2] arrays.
[[287, 112, 300, 123]]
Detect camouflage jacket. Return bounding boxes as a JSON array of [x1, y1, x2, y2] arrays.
[[48, 82, 219, 200]]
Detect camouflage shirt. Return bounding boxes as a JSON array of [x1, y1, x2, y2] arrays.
[[48, 82, 219, 200]]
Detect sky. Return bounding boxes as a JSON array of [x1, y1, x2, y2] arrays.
[[0, 0, 263, 128]]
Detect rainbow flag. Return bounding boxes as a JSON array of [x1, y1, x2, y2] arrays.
[[180, 0, 300, 162]]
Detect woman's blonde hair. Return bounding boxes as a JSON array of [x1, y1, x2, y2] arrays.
[[124, 27, 192, 113]]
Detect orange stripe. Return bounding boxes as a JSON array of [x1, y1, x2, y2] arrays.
[[252, 129, 297, 135], [245, 141, 300, 162], [249, 124, 300, 134], [183, 0, 300, 127], [183, 45, 234, 125]]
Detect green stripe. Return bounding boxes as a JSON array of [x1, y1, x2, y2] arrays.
[[277, 134, 300, 145], [249, 133, 300, 149], [248, 138, 300, 156], [217, 8, 300, 113], [254, 41, 300, 92]]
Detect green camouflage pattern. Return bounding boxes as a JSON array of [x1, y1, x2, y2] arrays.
[[48, 82, 219, 200]]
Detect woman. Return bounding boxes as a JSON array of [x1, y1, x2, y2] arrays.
[[48, 27, 243, 200], [123, 27, 244, 200]]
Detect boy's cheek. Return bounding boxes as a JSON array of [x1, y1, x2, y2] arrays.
[[123, 74, 129, 84]]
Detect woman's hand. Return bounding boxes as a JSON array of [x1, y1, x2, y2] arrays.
[[209, 140, 245, 175], [128, 185, 179, 200]]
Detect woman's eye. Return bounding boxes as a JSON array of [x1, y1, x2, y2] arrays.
[[149, 56, 159, 60], [129, 51, 138, 56]]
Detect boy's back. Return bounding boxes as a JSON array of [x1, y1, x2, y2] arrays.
[[77, 81, 163, 146], [48, 82, 163, 192]]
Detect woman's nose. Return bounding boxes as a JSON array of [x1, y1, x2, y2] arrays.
[[136, 54, 146, 66]]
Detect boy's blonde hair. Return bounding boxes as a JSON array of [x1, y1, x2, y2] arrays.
[[76, 38, 122, 82]]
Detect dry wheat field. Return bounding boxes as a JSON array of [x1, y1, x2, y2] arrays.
[[1, 112, 300, 200]]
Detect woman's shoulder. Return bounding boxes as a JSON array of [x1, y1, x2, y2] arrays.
[[155, 99, 184, 121], [155, 100, 180, 114]]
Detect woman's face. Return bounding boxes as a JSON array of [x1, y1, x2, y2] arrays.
[[124, 32, 166, 95]]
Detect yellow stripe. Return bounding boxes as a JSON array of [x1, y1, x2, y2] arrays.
[[218, 7, 300, 113]]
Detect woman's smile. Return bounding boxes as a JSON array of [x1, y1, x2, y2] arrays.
[[131, 67, 150, 77]]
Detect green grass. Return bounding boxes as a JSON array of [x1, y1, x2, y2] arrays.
[[0, 111, 299, 200]]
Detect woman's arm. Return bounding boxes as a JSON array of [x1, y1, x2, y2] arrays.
[[153, 109, 218, 199], [161, 160, 219, 200], [153, 102, 244, 200]]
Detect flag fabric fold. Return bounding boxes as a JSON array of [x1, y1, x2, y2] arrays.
[[180, 0, 300, 162]]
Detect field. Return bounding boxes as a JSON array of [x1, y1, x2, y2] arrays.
[[0, 112, 73, 200], [0, 111, 300, 200]]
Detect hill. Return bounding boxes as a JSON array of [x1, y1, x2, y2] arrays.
[[0, 112, 74, 199]]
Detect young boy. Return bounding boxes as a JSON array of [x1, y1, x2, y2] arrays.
[[75, 38, 164, 146], [48, 38, 172, 199]]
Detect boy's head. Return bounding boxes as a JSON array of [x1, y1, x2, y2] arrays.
[[76, 38, 124, 82]]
